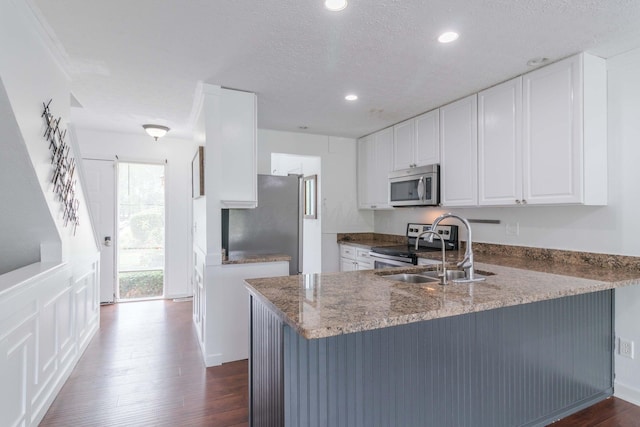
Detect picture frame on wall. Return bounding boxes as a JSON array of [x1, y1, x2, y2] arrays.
[[192, 146, 204, 199]]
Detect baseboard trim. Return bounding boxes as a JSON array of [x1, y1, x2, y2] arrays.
[[205, 352, 223, 367], [615, 382, 640, 406]]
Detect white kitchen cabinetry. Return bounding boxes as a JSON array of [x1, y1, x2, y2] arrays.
[[357, 127, 394, 210], [478, 77, 523, 206], [393, 110, 440, 170], [393, 119, 414, 170], [219, 89, 257, 208], [522, 53, 607, 205], [440, 94, 478, 207], [339, 244, 373, 271]]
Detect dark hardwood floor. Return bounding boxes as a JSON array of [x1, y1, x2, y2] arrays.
[[40, 299, 249, 427], [40, 299, 640, 426], [549, 397, 640, 427]]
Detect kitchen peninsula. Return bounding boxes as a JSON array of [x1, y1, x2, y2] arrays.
[[245, 250, 640, 427]]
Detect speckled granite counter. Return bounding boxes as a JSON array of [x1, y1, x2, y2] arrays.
[[222, 250, 290, 265], [245, 252, 640, 339]]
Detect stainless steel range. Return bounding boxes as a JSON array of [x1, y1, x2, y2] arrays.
[[369, 223, 459, 268]]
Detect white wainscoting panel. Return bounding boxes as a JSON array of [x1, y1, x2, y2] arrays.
[[0, 255, 100, 427]]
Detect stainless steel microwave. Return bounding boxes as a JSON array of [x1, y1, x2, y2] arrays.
[[389, 164, 439, 207]]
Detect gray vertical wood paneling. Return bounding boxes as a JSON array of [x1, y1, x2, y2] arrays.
[[250, 296, 284, 427], [279, 290, 613, 427]]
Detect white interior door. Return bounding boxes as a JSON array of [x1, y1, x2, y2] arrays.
[[83, 159, 116, 303]]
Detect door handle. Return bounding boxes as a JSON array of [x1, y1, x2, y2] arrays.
[[417, 177, 425, 201], [104, 236, 112, 247]]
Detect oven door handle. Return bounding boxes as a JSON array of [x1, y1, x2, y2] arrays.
[[369, 251, 414, 264], [417, 176, 425, 202]]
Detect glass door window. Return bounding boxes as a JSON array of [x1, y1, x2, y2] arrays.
[[117, 162, 165, 300]]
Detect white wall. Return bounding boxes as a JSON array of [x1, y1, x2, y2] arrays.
[[75, 129, 197, 298], [0, 78, 60, 274], [0, 0, 101, 424], [258, 129, 374, 272], [0, 0, 96, 264], [271, 153, 322, 274], [374, 48, 640, 404]]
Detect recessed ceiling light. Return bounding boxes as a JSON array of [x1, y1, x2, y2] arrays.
[[527, 57, 550, 67], [345, 94, 358, 101], [325, 0, 348, 11], [438, 31, 459, 43]]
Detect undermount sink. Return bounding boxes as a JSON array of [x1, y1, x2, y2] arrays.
[[381, 273, 439, 284], [380, 269, 493, 284], [420, 270, 467, 281]]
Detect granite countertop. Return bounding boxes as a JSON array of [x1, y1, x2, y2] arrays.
[[245, 252, 640, 340], [223, 251, 291, 265], [338, 240, 400, 249]]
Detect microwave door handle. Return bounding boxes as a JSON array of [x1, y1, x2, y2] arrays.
[[417, 176, 425, 201]]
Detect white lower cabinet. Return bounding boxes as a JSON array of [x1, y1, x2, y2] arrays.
[[339, 244, 373, 271]]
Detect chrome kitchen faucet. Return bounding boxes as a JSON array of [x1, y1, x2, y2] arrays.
[[430, 213, 485, 283]]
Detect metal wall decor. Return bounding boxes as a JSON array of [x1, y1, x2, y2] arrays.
[[42, 99, 80, 234]]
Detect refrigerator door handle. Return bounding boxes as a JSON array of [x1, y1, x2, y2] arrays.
[[297, 175, 304, 274]]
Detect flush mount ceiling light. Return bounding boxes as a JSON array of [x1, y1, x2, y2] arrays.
[[142, 124, 170, 141], [325, 0, 348, 11], [438, 31, 459, 43], [527, 57, 550, 67], [345, 94, 358, 101]]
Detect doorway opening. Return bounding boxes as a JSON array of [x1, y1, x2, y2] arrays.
[[117, 162, 166, 300], [271, 153, 322, 274]]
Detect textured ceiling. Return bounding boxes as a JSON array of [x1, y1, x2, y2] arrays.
[[30, 0, 640, 139]]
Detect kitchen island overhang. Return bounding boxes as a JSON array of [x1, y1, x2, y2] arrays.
[[245, 261, 638, 427]]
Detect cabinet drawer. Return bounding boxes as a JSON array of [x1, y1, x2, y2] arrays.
[[355, 248, 372, 263], [340, 245, 356, 260]]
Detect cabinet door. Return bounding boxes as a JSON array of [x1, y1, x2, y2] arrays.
[[393, 119, 415, 170], [340, 258, 356, 272], [522, 55, 582, 204], [440, 94, 478, 207], [220, 89, 257, 207], [370, 128, 394, 208], [358, 130, 393, 209], [478, 77, 523, 206], [357, 136, 372, 209], [356, 261, 373, 271], [414, 110, 440, 167]]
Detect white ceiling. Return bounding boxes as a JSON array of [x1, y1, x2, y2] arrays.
[[30, 0, 640, 139]]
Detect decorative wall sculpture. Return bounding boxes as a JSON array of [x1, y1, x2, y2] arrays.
[[42, 99, 79, 234]]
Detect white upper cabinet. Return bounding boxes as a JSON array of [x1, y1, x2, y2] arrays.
[[219, 89, 257, 208], [393, 119, 415, 170], [414, 110, 440, 167], [393, 110, 440, 170], [358, 127, 394, 209], [522, 53, 607, 205], [440, 94, 478, 207], [478, 77, 523, 205]]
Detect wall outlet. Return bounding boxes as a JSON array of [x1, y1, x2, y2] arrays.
[[619, 338, 635, 359], [506, 222, 519, 236]]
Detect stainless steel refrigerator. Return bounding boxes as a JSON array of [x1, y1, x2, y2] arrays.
[[222, 174, 302, 275]]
